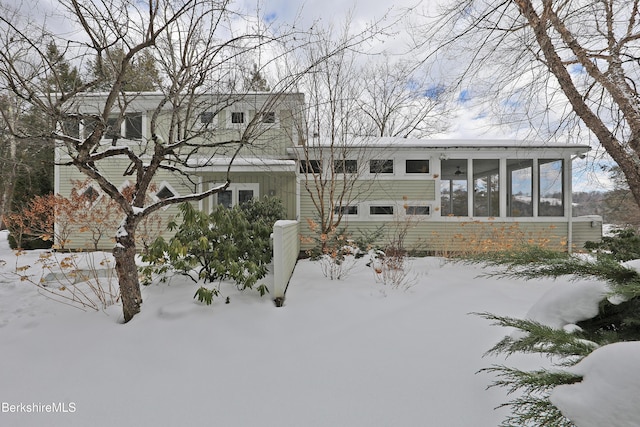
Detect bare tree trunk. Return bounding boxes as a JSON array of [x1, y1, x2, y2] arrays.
[[513, 0, 640, 210], [113, 218, 142, 323], [0, 100, 18, 230]]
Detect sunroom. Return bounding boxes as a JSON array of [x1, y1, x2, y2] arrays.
[[293, 138, 602, 253]]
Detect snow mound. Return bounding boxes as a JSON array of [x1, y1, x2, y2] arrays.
[[550, 341, 640, 427], [621, 259, 640, 274], [524, 280, 609, 329]]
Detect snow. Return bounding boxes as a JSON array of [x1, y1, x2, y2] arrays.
[[550, 342, 640, 427], [523, 279, 609, 329], [0, 230, 637, 426]]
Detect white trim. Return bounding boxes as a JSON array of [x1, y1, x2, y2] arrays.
[[78, 181, 105, 208], [151, 181, 181, 209], [209, 183, 259, 211], [332, 200, 434, 221]]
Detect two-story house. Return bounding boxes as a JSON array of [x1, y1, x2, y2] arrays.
[[54, 92, 601, 252]]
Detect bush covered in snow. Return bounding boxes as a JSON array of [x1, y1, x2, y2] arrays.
[[463, 240, 640, 427], [141, 198, 285, 303]]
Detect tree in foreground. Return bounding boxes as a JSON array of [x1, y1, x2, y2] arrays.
[[0, 0, 387, 322], [459, 238, 640, 426], [422, 0, 640, 208]]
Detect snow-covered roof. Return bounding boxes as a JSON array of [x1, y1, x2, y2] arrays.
[[295, 136, 591, 152], [187, 156, 296, 172]]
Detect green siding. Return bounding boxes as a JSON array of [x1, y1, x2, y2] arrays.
[[298, 218, 601, 253], [199, 172, 297, 219], [299, 179, 436, 218]]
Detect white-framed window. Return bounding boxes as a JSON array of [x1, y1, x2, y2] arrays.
[[405, 204, 431, 216], [406, 159, 430, 174], [77, 183, 104, 208], [150, 181, 180, 209], [369, 205, 394, 216], [299, 159, 322, 174], [334, 159, 358, 174], [100, 114, 144, 141], [231, 112, 245, 124], [370, 159, 394, 174], [200, 112, 215, 124], [260, 111, 276, 124], [211, 183, 259, 210], [333, 203, 359, 217]]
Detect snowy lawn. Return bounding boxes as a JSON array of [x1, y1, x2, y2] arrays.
[[0, 231, 638, 427]]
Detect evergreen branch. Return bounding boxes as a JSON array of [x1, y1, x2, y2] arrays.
[[480, 365, 580, 427], [458, 246, 640, 299], [474, 312, 599, 363]]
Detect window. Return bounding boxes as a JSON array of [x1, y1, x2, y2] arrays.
[[406, 159, 429, 174], [231, 112, 245, 124], [105, 117, 120, 140], [406, 205, 430, 215], [218, 190, 232, 209], [200, 112, 214, 124], [473, 159, 500, 217], [370, 205, 394, 215], [508, 159, 533, 217], [300, 160, 322, 174], [82, 186, 99, 202], [334, 159, 358, 174], [238, 189, 254, 205], [261, 111, 276, 124], [78, 184, 103, 208], [441, 159, 468, 216], [156, 186, 176, 200], [334, 205, 358, 215], [125, 114, 142, 140], [539, 159, 564, 216], [213, 184, 258, 209], [370, 159, 394, 174], [152, 182, 180, 205], [83, 119, 97, 139], [61, 119, 80, 139]]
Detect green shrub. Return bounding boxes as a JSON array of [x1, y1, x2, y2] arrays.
[[7, 232, 53, 250], [142, 198, 285, 303], [463, 238, 640, 426], [585, 227, 640, 261]]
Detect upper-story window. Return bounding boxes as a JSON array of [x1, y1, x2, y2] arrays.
[[125, 114, 143, 140], [102, 114, 143, 141], [300, 160, 322, 174], [61, 119, 80, 139], [200, 112, 215, 124], [231, 112, 245, 124], [261, 111, 276, 124], [406, 159, 430, 174], [155, 186, 176, 200], [105, 117, 120, 139]]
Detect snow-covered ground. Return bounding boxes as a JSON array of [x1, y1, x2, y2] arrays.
[[0, 230, 638, 427]]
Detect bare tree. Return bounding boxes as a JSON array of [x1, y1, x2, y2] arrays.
[[0, 95, 18, 228], [0, 0, 396, 322], [289, 20, 374, 245], [357, 56, 449, 138], [419, 0, 640, 208]]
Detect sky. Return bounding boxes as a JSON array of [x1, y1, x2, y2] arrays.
[[1, 0, 615, 191], [249, 0, 612, 192]]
